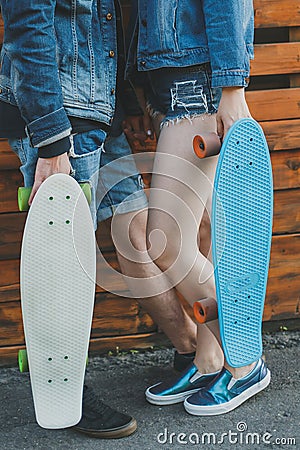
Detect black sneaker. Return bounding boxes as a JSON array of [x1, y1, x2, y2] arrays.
[[73, 386, 137, 438], [173, 350, 196, 372]]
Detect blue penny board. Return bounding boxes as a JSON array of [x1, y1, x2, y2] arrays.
[[212, 118, 273, 368]]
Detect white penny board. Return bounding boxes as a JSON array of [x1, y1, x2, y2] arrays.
[[20, 174, 96, 429]]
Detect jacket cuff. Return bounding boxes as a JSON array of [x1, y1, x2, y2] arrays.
[[211, 70, 249, 88], [38, 136, 71, 159], [26, 107, 72, 148]]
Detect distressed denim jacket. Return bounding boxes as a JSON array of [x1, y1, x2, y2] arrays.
[[127, 0, 254, 88], [0, 0, 119, 148]]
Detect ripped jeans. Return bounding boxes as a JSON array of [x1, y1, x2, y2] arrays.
[[9, 130, 147, 228], [145, 63, 222, 126]]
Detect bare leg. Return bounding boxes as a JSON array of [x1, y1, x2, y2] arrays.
[[148, 115, 224, 373], [149, 115, 253, 377], [199, 198, 213, 262], [109, 209, 197, 354]]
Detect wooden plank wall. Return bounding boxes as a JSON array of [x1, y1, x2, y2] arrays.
[[249, 0, 300, 323], [0, 0, 299, 366]]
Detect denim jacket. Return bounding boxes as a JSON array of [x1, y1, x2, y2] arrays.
[[127, 0, 254, 88], [0, 0, 119, 148]]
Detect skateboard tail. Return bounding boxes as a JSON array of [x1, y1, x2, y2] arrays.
[[34, 388, 84, 429], [211, 118, 273, 368]]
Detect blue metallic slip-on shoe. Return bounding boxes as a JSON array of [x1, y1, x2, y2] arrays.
[[145, 363, 219, 405], [184, 358, 270, 416]]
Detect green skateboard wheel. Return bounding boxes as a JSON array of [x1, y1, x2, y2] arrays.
[[18, 187, 32, 212], [80, 183, 92, 205], [18, 350, 87, 373], [18, 349, 29, 373], [18, 182, 92, 211]]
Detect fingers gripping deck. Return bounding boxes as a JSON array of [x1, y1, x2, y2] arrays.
[[20, 174, 96, 428], [212, 119, 273, 368]]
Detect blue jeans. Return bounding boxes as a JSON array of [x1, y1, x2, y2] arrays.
[[9, 130, 148, 228], [97, 132, 148, 222]]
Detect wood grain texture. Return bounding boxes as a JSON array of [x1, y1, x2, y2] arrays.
[[0, 170, 22, 213], [91, 293, 156, 338], [132, 121, 300, 153], [289, 28, 300, 88], [246, 88, 300, 122], [254, 0, 300, 28], [0, 213, 25, 260], [0, 234, 298, 319], [0, 16, 3, 43], [251, 43, 300, 76], [265, 234, 300, 321], [0, 259, 20, 303], [1, 189, 299, 262], [0, 292, 157, 347], [271, 150, 300, 190], [273, 189, 300, 235], [136, 151, 300, 192], [0, 140, 19, 170], [260, 120, 300, 151], [0, 332, 170, 368]]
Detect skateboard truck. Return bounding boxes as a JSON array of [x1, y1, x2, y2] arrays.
[[193, 297, 218, 324], [193, 132, 221, 159]]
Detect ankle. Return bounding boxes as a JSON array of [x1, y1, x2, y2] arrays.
[[225, 361, 257, 379], [194, 354, 224, 375], [176, 346, 197, 355], [175, 339, 197, 355]]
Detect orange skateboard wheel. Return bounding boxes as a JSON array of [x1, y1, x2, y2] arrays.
[[193, 132, 221, 158], [193, 297, 218, 323]]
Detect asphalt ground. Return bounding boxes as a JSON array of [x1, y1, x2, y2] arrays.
[[0, 331, 299, 450]]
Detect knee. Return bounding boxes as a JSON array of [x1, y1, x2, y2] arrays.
[[128, 211, 148, 253], [130, 225, 148, 253], [147, 224, 178, 272]]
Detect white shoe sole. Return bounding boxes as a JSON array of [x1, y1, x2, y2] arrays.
[[184, 369, 271, 416]]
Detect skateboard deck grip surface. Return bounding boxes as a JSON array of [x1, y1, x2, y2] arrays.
[[20, 174, 96, 428], [211, 118, 273, 367]]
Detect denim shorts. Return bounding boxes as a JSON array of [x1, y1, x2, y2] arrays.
[[9, 130, 148, 228], [96, 132, 148, 222], [145, 63, 222, 126]]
